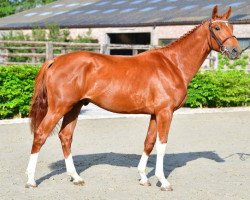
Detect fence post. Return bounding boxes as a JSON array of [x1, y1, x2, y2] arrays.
[[61, 45, 66, 54], [132, 49, 138, 55], [0, 48, 5, 64], [3, 48, 8, 64], [46, 42, 53, 60], [214, 52, 218, 70], [31, 48, 36, 63], [100, 44, 108, 54]]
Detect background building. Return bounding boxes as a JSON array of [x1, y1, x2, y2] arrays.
[[0, 0, 249, 56]]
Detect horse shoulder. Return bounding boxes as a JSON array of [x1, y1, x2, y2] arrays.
[[152, 57, 188, 110]]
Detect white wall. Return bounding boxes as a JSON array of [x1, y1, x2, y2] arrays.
[[1, 24, 249, 46], [68, 24, 250, 46]]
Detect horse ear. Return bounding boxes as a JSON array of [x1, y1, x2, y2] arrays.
[[222, 6, 232, 19], [212, 5, 219, 19]]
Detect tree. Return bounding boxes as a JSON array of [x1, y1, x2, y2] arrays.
[[0, 0, 57, 18], [0, 0, 17, 18]]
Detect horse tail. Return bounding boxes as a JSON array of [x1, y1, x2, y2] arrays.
[[29, 59, 54, 134]]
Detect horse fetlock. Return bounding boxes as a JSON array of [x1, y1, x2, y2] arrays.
[[137, 165, 146, 173], [155, 171, 164, 180], [157, 176, 171, 190], [71, 174, 85, 186], [67, 171, 77, 178], [68, 171, 83, 182], [25, 169, 33, 176]]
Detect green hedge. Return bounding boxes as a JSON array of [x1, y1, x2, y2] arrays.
[[185, 70, 250, 108], [0, 66, 250, 119], [0, 65, 39, 119]]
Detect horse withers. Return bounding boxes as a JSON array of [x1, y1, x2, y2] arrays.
[[26, 6, 241, 191]]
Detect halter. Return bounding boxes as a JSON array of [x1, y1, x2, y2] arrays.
[[209, 19, 236, 55]]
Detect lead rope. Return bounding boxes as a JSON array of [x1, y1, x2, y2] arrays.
[[240, 44, 250, 55]]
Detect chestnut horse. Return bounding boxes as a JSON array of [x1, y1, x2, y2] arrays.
[[26, 6, 241, 191]]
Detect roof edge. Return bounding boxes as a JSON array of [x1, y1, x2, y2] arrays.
[[0, 19, 249, 30]]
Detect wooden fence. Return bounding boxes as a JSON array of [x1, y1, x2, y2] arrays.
[[0, 40, 101, 65], [0, 40, 219, 69]]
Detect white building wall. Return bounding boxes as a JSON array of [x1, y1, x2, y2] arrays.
[[67, 24, 250, 46], [0, 24, 249, 46]]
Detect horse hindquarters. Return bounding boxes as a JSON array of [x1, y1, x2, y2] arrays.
[[26, 60, 79, 188]]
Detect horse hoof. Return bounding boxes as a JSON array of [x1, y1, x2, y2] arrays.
[[139, 180, 151, 186], [25, 183, 37, 188], [73, 180, 85, 186], [160, 186, 173, 191]]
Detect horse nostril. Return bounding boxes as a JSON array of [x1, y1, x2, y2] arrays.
[[232, 48, 238, 54], [230, 47, 241, 59]]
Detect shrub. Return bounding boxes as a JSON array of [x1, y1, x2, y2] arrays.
[[185, 70, 250, 108], [218, 53, 249, 70], [0, 65, 40, 119]]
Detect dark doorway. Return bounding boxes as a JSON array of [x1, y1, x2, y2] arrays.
[[108, 33, 151, 55], [109, 33, 151, 45]]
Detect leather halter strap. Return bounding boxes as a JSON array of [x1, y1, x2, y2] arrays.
[[209, 19, 236, 54]]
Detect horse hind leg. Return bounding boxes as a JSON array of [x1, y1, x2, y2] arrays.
[[138, 115, 157, 186], [26, 104, 73, 188], [58, 102, 84, 186]]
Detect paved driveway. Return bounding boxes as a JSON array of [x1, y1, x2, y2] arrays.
[[0, 109, 249, 200]]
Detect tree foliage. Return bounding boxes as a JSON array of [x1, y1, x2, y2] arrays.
[[0, 0, 57, 18], [0, 65, 40, 119], [185, 70, 250, 108]]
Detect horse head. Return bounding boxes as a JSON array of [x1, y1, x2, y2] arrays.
[[209, 5, 241, 60]]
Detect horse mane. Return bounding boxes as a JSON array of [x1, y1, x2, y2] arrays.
[[153, 19, 210, 52]]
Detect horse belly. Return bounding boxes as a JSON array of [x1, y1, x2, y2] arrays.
[[86, 82, 154, 114]]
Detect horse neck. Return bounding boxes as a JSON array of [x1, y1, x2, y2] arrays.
[[161, 21, 212, 85]]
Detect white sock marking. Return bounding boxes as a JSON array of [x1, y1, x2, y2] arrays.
[[138, 152, 149, 183], [26, 153, 39, 185], [155, 136, 170, 188], [65, 153, 82, 182]]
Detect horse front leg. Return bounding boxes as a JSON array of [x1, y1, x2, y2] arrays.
[[58, 102, 84, 186], [138, 115, 157, 186], [155, 108, 173, 191]]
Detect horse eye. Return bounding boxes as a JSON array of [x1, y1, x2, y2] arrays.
[[215, 26, 220, 31]]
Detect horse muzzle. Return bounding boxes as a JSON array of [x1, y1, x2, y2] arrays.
[[225, 46, 242, 60]]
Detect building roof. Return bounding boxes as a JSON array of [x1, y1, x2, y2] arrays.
[[0, 0, 249, 30]]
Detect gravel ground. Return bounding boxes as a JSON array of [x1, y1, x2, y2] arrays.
[[0, 109, 249, 200]]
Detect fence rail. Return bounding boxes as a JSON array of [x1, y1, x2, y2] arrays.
[[0, 40, 231, 70], [0, 40, 101, 64]]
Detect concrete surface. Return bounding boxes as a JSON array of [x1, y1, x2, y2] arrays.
[[0, 108, 249, 200]]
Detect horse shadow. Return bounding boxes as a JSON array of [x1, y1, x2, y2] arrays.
[[36, 151, 225, 185]]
